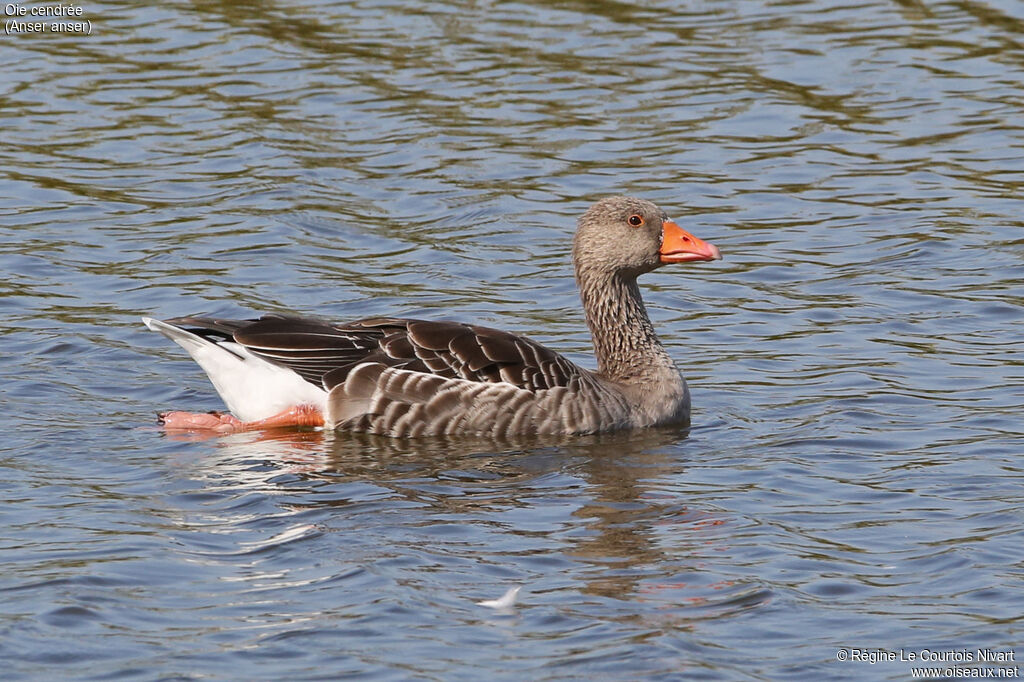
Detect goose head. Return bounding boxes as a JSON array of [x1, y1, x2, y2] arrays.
[[573, 196, 721, 278]]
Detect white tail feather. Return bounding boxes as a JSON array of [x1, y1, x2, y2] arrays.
[[143, 318, 326, 422]]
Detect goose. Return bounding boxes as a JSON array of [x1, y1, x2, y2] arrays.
[[143, 196, 721, 437]]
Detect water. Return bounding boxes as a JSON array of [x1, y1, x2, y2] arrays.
[[2, 0, 1022, 679]]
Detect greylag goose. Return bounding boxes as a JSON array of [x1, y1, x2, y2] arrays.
[[144, 196, 721, 437]]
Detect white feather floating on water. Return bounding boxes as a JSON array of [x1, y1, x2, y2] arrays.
[[477, 586, 522, 609]]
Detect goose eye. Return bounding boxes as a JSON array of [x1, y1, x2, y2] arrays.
[[627, 214, 644, 227]]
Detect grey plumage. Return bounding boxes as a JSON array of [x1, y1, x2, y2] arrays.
[[145, 196, 721, 437]]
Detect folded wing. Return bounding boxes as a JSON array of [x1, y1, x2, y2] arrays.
[[166, 313, 589, 394]]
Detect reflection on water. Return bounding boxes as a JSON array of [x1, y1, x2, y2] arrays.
[[2, 0, 1023, 679], [169, 424, 773, 637]]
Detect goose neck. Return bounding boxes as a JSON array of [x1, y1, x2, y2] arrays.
[[575, 264, 676, 384]]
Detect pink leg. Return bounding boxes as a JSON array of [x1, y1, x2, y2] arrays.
[[159, 405, 324, 433], [159, 411, 243, 432]]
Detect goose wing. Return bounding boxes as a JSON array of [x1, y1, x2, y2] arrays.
[[166, 314, 588, 393]]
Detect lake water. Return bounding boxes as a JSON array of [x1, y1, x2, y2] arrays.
[[2, 1, 1022, 679]]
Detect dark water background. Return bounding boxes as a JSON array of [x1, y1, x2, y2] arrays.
[[2, 1, 1022, 679]]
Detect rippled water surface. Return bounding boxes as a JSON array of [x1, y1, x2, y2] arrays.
[[2, 1, 1023, 679]]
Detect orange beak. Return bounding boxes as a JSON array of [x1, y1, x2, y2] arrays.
[[659, 220, 722, 263]]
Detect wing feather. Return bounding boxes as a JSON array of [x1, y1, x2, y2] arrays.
[[168, 314, 591, 394]]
